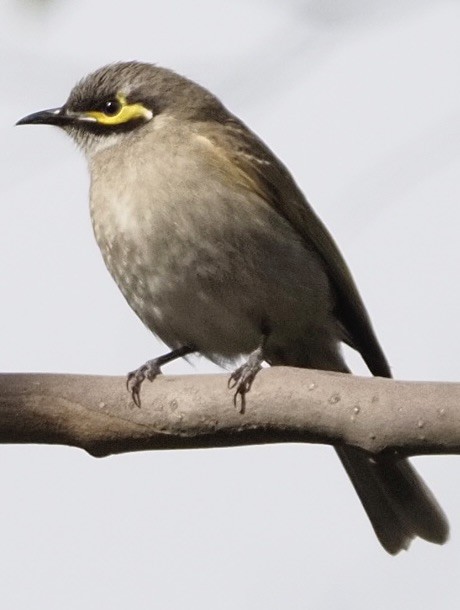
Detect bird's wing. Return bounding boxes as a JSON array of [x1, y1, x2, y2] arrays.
[[196, 117, 391, 378]]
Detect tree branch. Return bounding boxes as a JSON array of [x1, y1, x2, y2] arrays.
[[0, 369, 459, 458]]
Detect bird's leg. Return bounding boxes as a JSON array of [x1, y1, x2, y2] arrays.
[[127, 345, 195, 407], [228, 337, 267, 414]]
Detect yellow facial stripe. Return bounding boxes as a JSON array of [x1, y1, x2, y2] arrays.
[[85, 94, 152, 125]]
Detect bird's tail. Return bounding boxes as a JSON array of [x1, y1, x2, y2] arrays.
[[335, 445, 449, 554]]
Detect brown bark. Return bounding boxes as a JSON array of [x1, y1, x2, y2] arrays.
[[0, 369, 458, 458]]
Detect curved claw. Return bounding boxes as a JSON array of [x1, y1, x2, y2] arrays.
[[131, 384, 142, 408], [126, 370, 136, 392], [126, 368, 147, 407], [232, 385, 247, 413], [227, 369, 240, 389], [126, 360, 162, 407], [228, 357, 263, 414]]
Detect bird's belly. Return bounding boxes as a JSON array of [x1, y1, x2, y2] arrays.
[[90, 182, 335, 361], [98, 234, 264, 358]]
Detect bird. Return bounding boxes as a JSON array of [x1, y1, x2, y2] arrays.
[[17, 61, 449, 554]]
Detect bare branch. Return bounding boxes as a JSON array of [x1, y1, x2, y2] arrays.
[[0, 369, 459, 458]]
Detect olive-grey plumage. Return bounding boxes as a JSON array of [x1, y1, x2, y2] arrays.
[[17, 61, 449, 553]]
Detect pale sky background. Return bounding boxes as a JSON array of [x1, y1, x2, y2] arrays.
[[1, 0, 460, 608]]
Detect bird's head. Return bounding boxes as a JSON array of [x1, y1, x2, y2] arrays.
[[17, 61, 227, 157]]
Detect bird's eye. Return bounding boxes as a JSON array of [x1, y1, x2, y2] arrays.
[[102, 99, 121, 116]]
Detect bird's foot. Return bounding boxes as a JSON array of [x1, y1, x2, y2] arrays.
[[126, 359, 163, 407], [126, 345, 195, 407], [228, 347, 264, 414]]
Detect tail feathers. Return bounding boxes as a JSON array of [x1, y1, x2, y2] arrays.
[[335, 445, 449, 554]]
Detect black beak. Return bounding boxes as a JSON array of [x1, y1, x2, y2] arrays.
[[16, 107, 73, 127]]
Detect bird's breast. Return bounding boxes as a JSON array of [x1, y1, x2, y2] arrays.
[[87, 131, 335, 358]]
